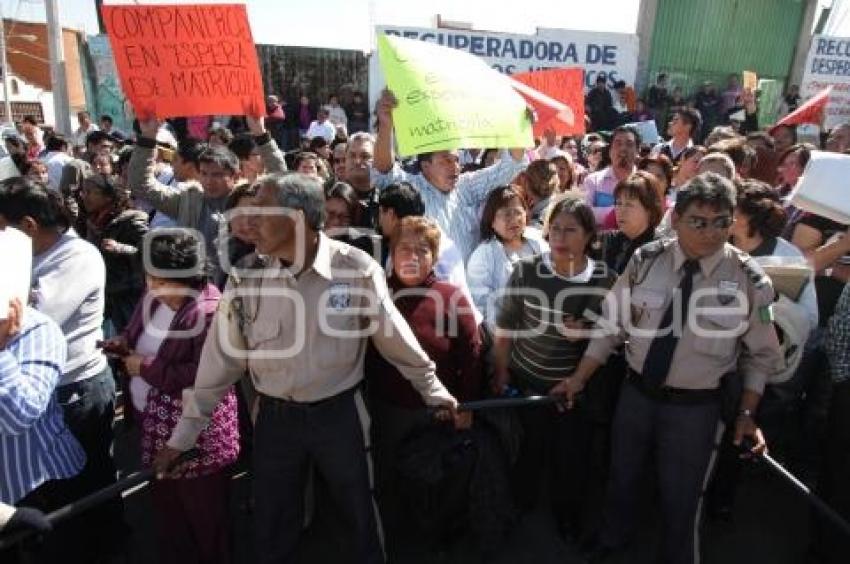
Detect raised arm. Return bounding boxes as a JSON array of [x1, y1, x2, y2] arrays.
[[456, 149, 527, 207], [374, 89, 397, 174], [247, 116, 287, 174], [128, 118, 182, 219]]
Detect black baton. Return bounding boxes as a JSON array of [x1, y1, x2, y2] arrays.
[[0, 448, 200, 550], [457, 394, 562, 411], [741, 439, 850, 540], [428, 394, 565, 416]]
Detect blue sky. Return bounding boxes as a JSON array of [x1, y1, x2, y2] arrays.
[[2, 0, 642, 50]]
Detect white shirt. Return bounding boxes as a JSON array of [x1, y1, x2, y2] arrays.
[[306, 119, 336, 143], [130, 304, 177, 412], [73, 123, 99, 149], [466, 227, 549, 328], [31, 229, 107, 386], [327, 105, 348, 128], [42, 151, 73, 191], [542, 254, 597, 283]]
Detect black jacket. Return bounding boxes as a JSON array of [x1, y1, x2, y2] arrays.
[[86, 209, 149, 295]]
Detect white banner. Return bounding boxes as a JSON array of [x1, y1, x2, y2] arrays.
[[801, 34, 850, 130], [369, 25, 639, 129]]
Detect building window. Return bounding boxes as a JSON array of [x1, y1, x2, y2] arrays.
[[10, 79, 18, 96]]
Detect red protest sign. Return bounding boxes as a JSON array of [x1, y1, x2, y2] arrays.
[[511, 68, 586, 136], [101, 3, 265, 119]]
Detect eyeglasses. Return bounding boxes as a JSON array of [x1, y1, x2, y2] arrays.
[[683, 215, 733, 231]]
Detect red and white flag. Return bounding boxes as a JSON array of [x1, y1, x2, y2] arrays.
[[771, 86, 832, 132]]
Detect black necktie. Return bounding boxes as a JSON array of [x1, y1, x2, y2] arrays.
[[641, 259, 700, 390]]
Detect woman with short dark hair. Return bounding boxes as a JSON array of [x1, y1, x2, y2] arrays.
[[324, 181, 360, 231], [596, 171, 663, 276], [324, 181, 378, 255], [80, 173, 149, 332], [102, 231, 238, 564], [730, 181, 818, 326]]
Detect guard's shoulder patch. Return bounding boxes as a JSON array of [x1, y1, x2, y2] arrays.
[[633, 238, 670, 264], [730, 247, 771, 289]]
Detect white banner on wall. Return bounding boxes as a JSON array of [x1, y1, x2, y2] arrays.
[[368, 25, 639, 127], [801, 34, 850, 130]]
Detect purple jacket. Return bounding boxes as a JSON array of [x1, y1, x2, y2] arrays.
[[123, 283, 239, 477]]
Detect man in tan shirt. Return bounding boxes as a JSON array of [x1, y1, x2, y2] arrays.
[[155, 173, 457, 564], [553, 172, 782, 564]]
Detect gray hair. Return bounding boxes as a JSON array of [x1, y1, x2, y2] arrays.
[[258, 173, 326, 231], [347, 131, 374, 149], [674, 172, 736, 216], [697, 152, 736, 180]]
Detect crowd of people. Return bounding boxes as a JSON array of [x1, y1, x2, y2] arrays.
[[0, 68, 848, 564]]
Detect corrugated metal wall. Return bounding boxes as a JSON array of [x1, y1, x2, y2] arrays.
[[647, 0, 806, 96], [256, 44, 369, 105]]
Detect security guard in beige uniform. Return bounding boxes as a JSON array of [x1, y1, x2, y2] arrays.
[[154, 173, 457, 564], [553, 172, 782, 564]]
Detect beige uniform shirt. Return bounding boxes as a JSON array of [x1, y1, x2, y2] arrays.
[[168, 233, 453, 451], [586, 240, 782, 394]]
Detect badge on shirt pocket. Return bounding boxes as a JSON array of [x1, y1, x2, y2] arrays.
[[717, 280, 739, 306], [328, 282, 352, 310], [630, 288, 665, 325]]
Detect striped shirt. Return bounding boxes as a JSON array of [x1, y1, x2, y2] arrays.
[[0, 308, 86, 504], [497, 256, 616, 394], [371, 152, 528, 261]]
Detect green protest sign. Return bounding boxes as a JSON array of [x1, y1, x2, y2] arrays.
[[377, 33, 533, 156], [757, 79, 783, 128]]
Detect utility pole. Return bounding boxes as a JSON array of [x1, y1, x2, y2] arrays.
[[95, 0, 105, 34], [0, 9, 12, 124], [46, 0, 71, 134]]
